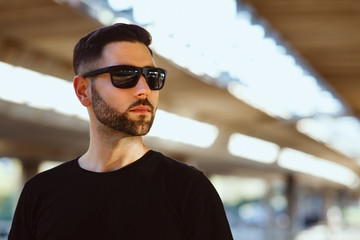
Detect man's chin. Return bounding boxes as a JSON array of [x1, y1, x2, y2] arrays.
[[128, 112, 152, 121], [135, 123, 153, 136]]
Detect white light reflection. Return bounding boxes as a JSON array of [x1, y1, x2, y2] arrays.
[[278, 148, 359, 188], [228, 133, 280, 163], [148, 110, 219, 148], [297, 116, 360, 162], [0, 61, 88, 120]]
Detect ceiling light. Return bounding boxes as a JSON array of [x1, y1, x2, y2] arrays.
[[0, 61, 88, 120], [228, 133, 279, 163], [278, 148, 359, 188], [297, 116, 360, 162], [147, 110, 219, 148]]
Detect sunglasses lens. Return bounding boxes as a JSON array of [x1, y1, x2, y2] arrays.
[[111, 69, 139, 88], [146, 69, 166, 90], [109, 66, 166, 90]]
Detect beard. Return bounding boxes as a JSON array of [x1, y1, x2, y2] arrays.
[[91, 83, 156, 136]]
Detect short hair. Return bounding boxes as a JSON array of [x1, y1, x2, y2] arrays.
[[73, 23, 153, 75]]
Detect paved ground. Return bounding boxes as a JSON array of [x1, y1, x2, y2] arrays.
[[230, 224, 360, 240], [295, 225, 360, 240]]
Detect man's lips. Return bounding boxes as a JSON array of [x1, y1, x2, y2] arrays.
[[129, 105, 152, 113]]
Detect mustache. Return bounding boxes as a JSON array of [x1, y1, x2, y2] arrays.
[[128, 99, 154, 111]]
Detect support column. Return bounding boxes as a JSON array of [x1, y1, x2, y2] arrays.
[[265, 182, 276, 240], [285, 174, 296, 239], [20, 158, 41, 184]]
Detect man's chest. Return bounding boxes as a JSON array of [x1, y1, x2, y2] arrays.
[[33, 180, 184, 240]]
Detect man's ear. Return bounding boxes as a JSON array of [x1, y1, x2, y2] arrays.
[[73, 75, 92, 107]]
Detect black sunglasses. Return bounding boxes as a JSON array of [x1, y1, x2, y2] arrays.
[[82, 65, 167, 90]]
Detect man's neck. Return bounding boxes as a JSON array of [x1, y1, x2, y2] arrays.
[[79, 127, 149, 172]]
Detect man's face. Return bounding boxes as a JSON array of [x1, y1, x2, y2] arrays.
[[89, 41, 159, 136], [91, 82, 155, 136]]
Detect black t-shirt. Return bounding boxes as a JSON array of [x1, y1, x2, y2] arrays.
[[9, 150, 233, 240]]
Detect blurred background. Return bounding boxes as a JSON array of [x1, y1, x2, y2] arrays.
[[1, 0, 360, 239]]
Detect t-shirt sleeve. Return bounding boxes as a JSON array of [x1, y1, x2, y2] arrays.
[[183, 172, 233, 240], [8, 182, 35, 240]]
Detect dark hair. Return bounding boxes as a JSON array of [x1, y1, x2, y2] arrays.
[[73, 23, 153, 75]]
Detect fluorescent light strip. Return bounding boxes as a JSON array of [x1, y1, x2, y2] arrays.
[[278, 148, 359, 188], [228, 133, 279, 163], [297, 117, 360, 162], [148, 110, 219, 148], [0, 61, 88, 120]]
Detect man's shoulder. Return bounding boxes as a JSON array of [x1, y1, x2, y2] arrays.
[[25, 158, 78, 188], [150, 150, 200, 171], [148, 150, 203, 180]]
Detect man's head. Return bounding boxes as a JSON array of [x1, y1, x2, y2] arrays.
[[73, 24, 164, 137], [73, 23, 153, 75]]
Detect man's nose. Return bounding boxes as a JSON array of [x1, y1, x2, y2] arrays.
[[134, 75, 151, 97]]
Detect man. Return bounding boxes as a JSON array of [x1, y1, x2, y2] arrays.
[[9, 23, 233, 239]]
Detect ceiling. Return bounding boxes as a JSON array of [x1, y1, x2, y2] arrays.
[[244, 0, 360, 116], [0, 0, 360, 185]]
